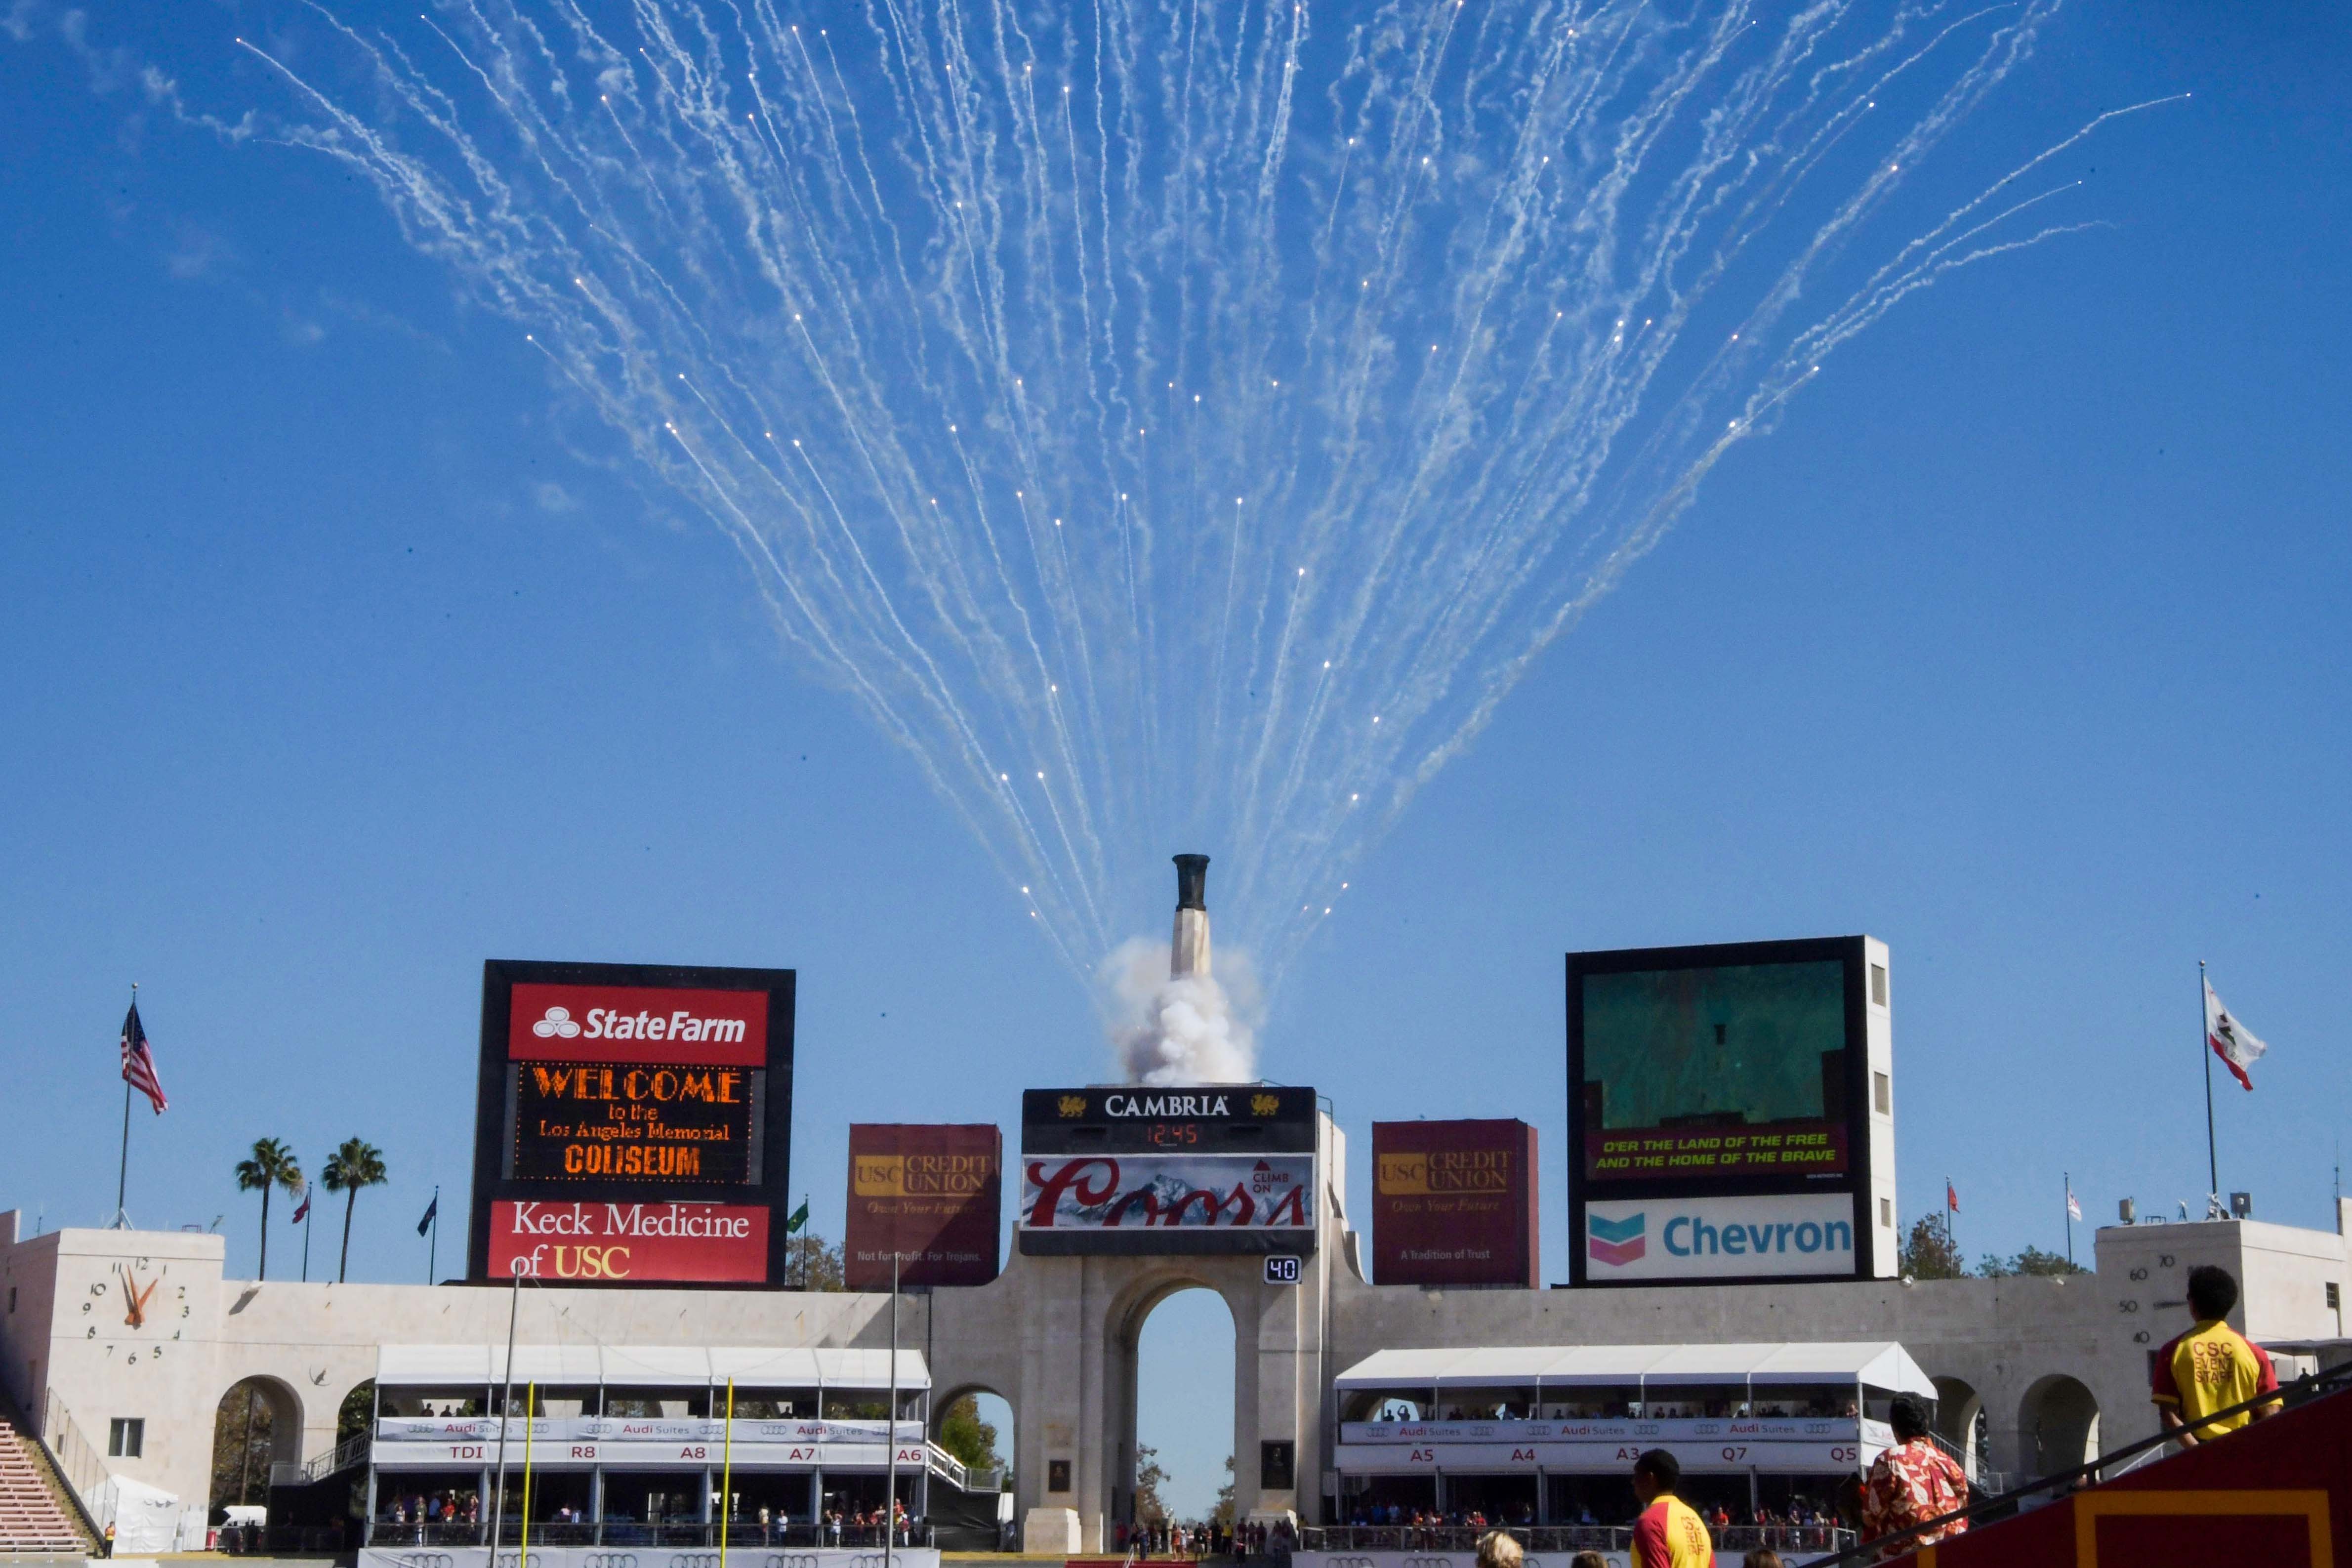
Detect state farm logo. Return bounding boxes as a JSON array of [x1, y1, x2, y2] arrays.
[[508, 982, 765, 1064], [534, 1006, 584, 1039]]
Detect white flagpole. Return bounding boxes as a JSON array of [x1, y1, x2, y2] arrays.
[[491, 1265, 521, 1560], [885, 1250, 899, 1568], [113, 984, 137, 1229], [2200, 960, 2220, 1202]]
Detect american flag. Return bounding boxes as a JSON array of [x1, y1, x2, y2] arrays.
[[120, 1002, 168, 1114]]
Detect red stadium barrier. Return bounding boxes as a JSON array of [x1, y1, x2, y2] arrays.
[[1900, 1382, 2352, 1568]]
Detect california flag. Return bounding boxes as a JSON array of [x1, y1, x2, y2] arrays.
[[2204, 979, 2267, 1092]]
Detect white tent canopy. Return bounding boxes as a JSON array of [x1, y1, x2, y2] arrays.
[[1333, 1342, 1934, 1398], [375, 1344, 931, 1391]]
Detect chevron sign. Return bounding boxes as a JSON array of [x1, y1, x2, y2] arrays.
[[1587, 1211, 1646, 1267]]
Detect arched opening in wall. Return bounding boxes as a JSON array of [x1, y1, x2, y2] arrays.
[[932, 1387, 1015, 1549], [2019, 1375, 2100, 1476], [209, 1377, 301, 1515], [1122, 1285, 1237, 1543], [1931, 1377, 1985, 1480]]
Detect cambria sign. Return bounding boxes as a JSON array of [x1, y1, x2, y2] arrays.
[[1018, 1085, 1320, 1256], [469, 960, 794, 1286]]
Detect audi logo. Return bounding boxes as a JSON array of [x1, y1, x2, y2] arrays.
[[762, 1556, 820, 1568], [1324, 1557, 1377, 1568], [584, 1555, 641, 1568], [390, 1554, 452, 1568], [846, 1555, 893, 1568], [666, 1554, 722, 1568], [1403, 1555, 1457, 1568]]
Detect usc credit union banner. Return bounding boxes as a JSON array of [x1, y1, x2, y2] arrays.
[[1019, 1152, 1314, 1232]]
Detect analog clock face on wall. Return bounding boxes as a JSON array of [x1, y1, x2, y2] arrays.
[[91, 1260, 185, 1362]]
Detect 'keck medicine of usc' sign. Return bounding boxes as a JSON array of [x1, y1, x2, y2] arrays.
[[467, 960, 794, 1286], [486, 1200, 773, 1282]]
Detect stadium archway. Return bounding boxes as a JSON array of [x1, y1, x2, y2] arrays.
[[2019, 1374, 2100, 1474], [1110, 1275, 1242, 1535], [1932, 1376, 1985, 1479], [208, 1375, 303, 1512]]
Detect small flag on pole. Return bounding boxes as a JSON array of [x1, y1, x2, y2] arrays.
[[1946, 1181, 1960, 1213], [2066, 1188, 2082, 1223], [785, 1201, 810, 1234], [416, 1192, 438, 1237], [2204, 978, 2267, 1092], [120, 1003, 167, 1114], [291, 1184, 312, 1225]]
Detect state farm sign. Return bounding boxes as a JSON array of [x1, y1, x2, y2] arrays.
[[509, 983, 768, 1067], [488, 1199, 770, 1283], [471, 960, 794, 1286]]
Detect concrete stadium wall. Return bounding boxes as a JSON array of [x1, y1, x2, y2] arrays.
[[4, 1173, 2347, 1557]]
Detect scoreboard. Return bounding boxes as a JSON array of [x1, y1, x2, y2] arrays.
[[468, 960, 794, 1285]]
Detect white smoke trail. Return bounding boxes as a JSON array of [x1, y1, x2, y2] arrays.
[[1102, 938, 1261, 1087], [10, 0, 2183, 1036]]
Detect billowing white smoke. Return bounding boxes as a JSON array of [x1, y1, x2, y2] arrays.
[[1102, 938, 1261, 1086]]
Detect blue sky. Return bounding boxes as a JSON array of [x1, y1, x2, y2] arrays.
[[3, 1, 2348, 1517]]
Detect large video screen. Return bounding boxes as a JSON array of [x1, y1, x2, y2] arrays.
[[1578, 958, 1849, 1183], [468, 961, 794, 1285]]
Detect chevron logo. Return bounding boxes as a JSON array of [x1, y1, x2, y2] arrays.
[[1587, 1211, 1646, 1267]]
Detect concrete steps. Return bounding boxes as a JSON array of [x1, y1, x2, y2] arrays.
[[0, 1425, 92, 1557]]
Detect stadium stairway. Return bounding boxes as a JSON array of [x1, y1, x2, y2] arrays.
[[0, 1404, 96, 1559]]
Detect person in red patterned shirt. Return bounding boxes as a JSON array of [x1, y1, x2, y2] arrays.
[[1860, 1396, 1970, 1558]]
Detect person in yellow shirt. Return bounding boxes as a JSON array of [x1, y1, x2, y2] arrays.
[[2151, 1264, 2282, 1444], [1630, 1449, 1713, 1568]]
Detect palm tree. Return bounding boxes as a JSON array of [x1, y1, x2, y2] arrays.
[[321, 1138, 388, 1284], [232, 1140, 302, 1280]]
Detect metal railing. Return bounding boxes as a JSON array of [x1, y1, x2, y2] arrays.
[[215, 1523, 352, 1555], [35, 1391, 106, 1507], [1798, 1357, 2352, 1568], [1301, 1524, 1858, 1557], [923, 1442, 1000, 1494], [32, 1389, 107, 1545], [1299, 1524, 1859, 1557], [270, 1430, 371, 1488], [364, 1520, 933, 1549]]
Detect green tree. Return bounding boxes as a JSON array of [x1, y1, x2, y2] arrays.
[[935, 1395, 1004, 1478], [1131, 1444, 1170, 1525], [321, 1138, 388, 1283], [1978, 1244, 2087, 1278], [1213, 1454, 1236, 1528], [785, 1231, 845, 1291], [209, 1382, 275, 1510], [1898, 1214, 1967, 1280], [337, 1380, 377, 1445], [232, 1139, 303, 1281]]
